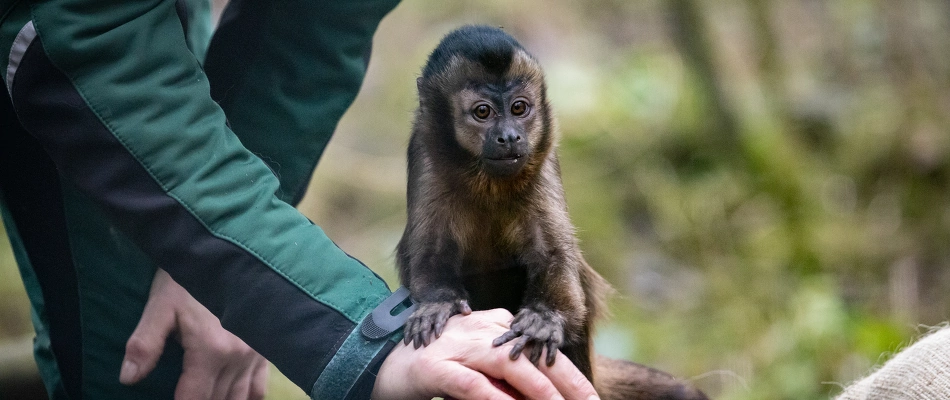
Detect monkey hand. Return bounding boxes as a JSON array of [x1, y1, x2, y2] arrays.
[[491, 307, 565, 367], [404, 299, 473, 348]]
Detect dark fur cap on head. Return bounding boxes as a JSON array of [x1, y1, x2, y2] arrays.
[[422, 25, 526, 79]]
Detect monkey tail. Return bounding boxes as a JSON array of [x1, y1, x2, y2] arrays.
[[593, 355, 710, 400], [579, 259, 614, 323], [580, 262, 706, 399]]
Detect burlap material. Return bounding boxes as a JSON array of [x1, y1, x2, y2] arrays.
[[837, 326, 950, 400]]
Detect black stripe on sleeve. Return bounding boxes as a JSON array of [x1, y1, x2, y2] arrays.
[[0, 46, 82, 399]]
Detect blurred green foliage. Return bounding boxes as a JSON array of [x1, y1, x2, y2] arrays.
[[0, 219, 31, 339], [3, 1, 949, 399], [303, 1, 950, 398]]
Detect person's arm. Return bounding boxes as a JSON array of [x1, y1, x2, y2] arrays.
[[203, 0, 401, 206], [6, 1, 394, 397]]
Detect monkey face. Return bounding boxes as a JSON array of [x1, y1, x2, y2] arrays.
[[453, 87, 536, 177], [448, 51, 548, 178], [416, 27, 553, 183]]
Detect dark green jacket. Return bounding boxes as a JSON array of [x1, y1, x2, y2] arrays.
[[0, 0, 402, 398]]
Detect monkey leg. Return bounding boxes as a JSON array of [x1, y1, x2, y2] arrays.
[[403, 298, 472, 348]]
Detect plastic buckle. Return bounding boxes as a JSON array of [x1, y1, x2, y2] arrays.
[[361, 287, 417, 340]]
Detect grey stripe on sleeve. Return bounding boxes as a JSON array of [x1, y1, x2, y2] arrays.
[[6, 20, 37, 95]]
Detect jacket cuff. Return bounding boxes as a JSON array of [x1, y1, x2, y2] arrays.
[[312, 288, 413, 399], [311, 322, 399, 399]]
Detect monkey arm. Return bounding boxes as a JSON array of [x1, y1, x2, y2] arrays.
[[493, 221, 589, 368], [398, 226, 474, 348]]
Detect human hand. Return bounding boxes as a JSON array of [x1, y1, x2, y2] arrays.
[[120, 269, 269, 399], [373, 308, 600, 400]]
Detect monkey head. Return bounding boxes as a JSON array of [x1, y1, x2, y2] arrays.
[[415, 25, 554, 181]]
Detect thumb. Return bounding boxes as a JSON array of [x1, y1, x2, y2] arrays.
[[120, 297, 176, 385]]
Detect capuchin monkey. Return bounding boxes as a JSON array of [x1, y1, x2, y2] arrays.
[[397, 25, 708, 400]]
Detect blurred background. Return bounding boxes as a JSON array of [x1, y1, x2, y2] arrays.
[[3, 0, 950, 399]]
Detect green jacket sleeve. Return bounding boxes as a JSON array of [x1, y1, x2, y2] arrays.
[[6, 0, 400, 398], [205, 0, 400, 205]]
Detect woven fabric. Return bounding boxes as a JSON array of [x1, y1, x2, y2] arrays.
[[837, 327, 950, 400]]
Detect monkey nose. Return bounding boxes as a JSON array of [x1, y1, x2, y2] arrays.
[[495, 132, 522, 145]]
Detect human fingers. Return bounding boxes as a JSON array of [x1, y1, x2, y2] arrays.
[[223, 365, 252, 400], [481, 346, 563, 400], [248, 359, 269, 400], [120, 277, 176, 385], [223, 353, 268, 400], [437, 310, 567, 400], [211, 361, 245, 400], [536, 352, 599, 400], [449, 310, 600, 400], [477, 308, 516, 325], [436, 361, 517, 400], [375, 339, 512, 400], [174, 357, 217, 400]]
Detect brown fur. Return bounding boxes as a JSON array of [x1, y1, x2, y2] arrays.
[[397, 25, 708, 400]]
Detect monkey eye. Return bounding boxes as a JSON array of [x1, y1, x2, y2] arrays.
[[511, 100, 528, 116], [472, 104, 492, 120]]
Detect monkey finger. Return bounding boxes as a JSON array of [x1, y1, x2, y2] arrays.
[[421, 326, 433, 347], [418, 315, 434, 344], [434, 307, 455, 338], [419, 331, 430, 348], [406, 321, 420, 346], [434, 319, 447, 338], [403, 320, 417, 345], [528, 342, 544, 366], [458, 300, 472, 315], [509, 337, 529, 361], [412, 328, 425, 349], [403, 328, 413, 346], [492, 330, 519, 347], [545, 341, 558, 367]]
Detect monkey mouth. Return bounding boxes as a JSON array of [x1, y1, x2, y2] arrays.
[[483, 154, 526, 176], [486, 154, 523, 162]]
